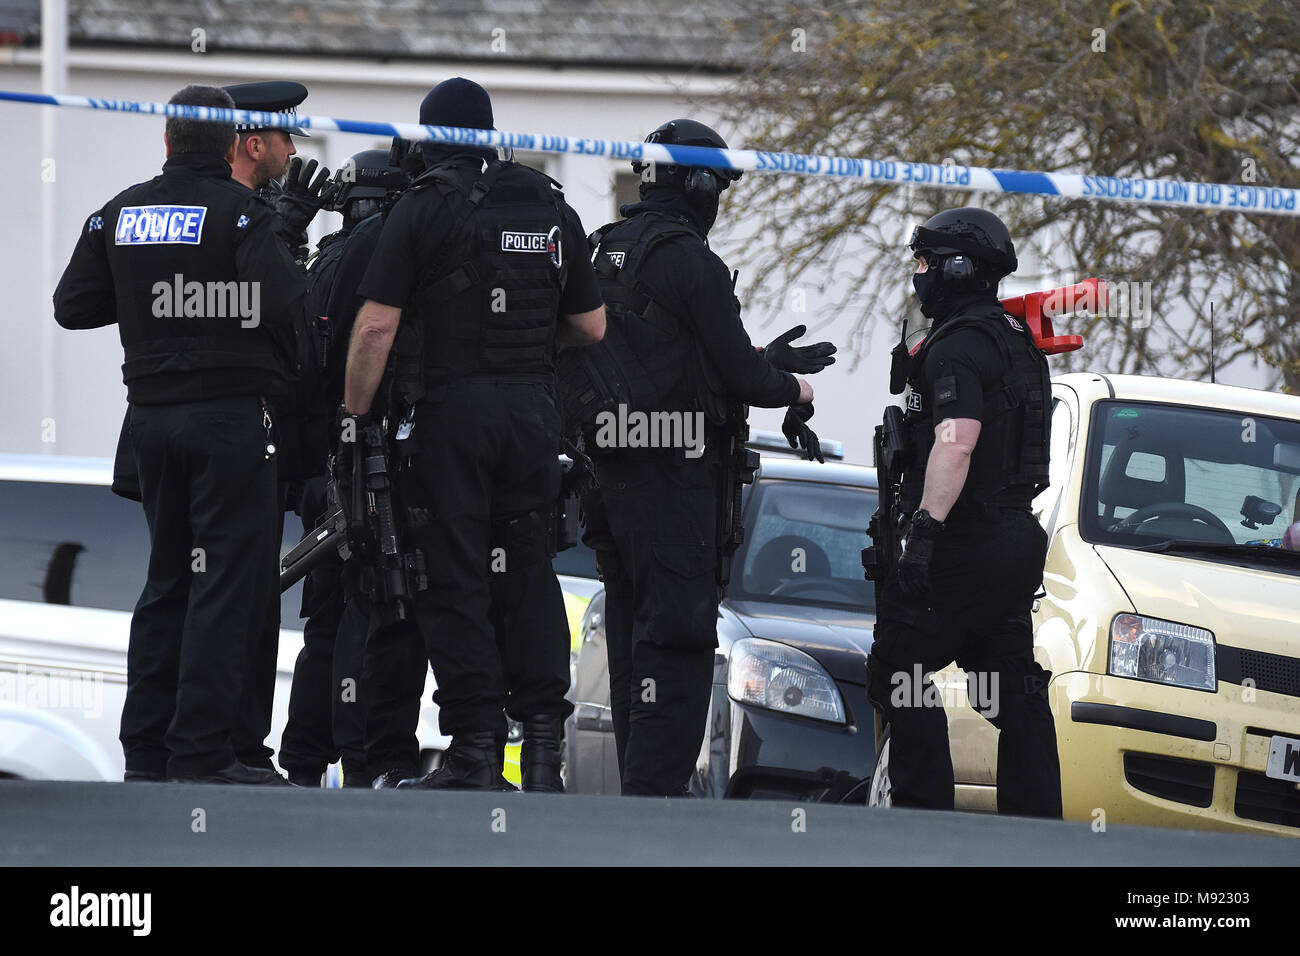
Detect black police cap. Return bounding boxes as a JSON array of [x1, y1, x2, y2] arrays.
[[223, 81, 310, 137]]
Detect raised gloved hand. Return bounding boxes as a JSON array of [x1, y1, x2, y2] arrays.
[[782, 403, 824, 463], [762, 325, 837, 374], [274, 157, 335, 242], [896, 510, 944, 599]]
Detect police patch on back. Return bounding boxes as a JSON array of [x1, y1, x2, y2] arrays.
[[114, 205, 207, 245], [500, 224, 563, 269]]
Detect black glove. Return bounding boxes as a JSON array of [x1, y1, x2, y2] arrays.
[[782, 403, 824, 463], [274, 157, 335, 242], [762, 325, 837, 374], [896, 511, 944, 599], [560, 437, 597, 498]]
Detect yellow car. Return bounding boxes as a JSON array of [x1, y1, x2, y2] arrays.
[[877, 373, 1300, 836]]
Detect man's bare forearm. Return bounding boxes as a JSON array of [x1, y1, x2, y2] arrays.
[[343, 301, 401, 415], [918, 442, 971, 522]]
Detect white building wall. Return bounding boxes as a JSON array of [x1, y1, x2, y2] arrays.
[[0, 47, 1269, 467]]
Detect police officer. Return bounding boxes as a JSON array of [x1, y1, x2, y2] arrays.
[[279, 147, 411, 788], [320, 141, 432, 789], [223, 80, 333, 255], [54, 85, 304, 784], [572, 119, 826, 797], [864, 207, 1062, 817], [106, 81, 326, 503], [343, 78, 606, 791], [222, 80, 336, 775]]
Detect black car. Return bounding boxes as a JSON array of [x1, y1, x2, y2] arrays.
[[565, 456, 878, 801]]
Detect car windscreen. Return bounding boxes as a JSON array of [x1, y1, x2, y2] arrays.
[[1080, 401, 1300, 561], [728, 479, 877, 613]]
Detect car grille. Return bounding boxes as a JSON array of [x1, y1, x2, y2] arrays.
[[1217, 645, 1300, 699], [1234, 771, 1300, 829], [1123, 753, 1215, 808]]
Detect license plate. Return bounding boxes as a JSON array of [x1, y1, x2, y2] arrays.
[[1265, 735, 1300, 782]]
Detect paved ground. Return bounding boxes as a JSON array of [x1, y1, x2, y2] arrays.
[[0, 780, 1293, 865]]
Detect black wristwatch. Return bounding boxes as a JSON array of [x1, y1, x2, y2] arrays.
[[909, 509, 945, 536]]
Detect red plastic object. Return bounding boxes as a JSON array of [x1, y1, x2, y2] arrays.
[[1000, 278, 1101, 355]]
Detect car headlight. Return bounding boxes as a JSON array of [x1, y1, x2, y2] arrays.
[[727, 638, 846, 723], [1109, 613, 1216, 691]]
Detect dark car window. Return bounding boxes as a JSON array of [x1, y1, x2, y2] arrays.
[[1081, 402, 1300, 554], [729, 479, 877, 612], [1, 479, 306, 630], [552, 538, 598, 580]]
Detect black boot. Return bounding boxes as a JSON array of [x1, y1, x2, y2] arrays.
[[396, 732, 500, 790], [521, 716, 565, 793]]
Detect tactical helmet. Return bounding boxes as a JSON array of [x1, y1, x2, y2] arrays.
[[631, 119, 743, 197], [331, 148, 409, 214], [908, 207, 1017, 282]]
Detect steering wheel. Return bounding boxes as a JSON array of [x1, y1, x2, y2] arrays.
[[769, 577, 862, 601], [1112, 501, 1235, 541]]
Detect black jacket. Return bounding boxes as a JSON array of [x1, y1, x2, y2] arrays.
[[614, 192, 799, 410], [54, 152, 306, 404]]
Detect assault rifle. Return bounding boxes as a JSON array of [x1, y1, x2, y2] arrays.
[[861, 406, 909, 586], [279, 417, 426, 623]]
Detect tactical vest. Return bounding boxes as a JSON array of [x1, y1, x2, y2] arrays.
[[273, 228, 350, 478], [555, 212, 699, 433], [402, 159, 567, 390], [899, 301, 1051, 514]]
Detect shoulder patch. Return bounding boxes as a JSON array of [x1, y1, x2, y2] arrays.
[[87, 215, 103, 233], [935, 375, 957, 406], [114, 205, 207, 245], [1005, 314, 1024, 332]]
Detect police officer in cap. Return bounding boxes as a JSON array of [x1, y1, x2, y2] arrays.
[[221, 79, 341, 775], [864, 207, 1062, 817], [223, 80, 334, 255], [106, 81, 329, 497], [279, 147, 411, 787], [343, 78, 606, 791], [54, 85, 305, 784], [571, 119, 830, 797]]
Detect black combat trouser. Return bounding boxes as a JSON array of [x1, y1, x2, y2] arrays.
[[120, 397, 280, 778], [364, 379, 572, 764], [279, 477, 370, 781], [864, 507, 1063, 818], [582, 449, 719, 797]]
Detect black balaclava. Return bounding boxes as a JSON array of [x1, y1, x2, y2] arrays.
[[627, 167, 718, 235], [912, 257, 1000, 324]]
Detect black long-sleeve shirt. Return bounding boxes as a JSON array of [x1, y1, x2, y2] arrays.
[[616, 193, 799, 409]]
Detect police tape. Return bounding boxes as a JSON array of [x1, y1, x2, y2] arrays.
[[4, 88, 1299, 217]]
